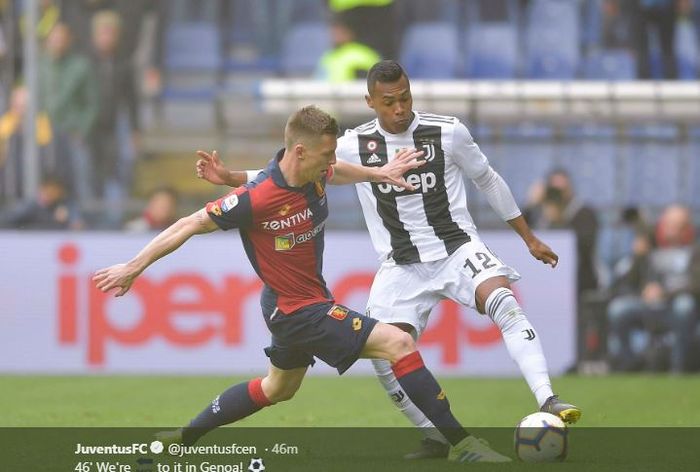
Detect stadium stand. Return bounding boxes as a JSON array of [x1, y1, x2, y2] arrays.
[[525, 0, 581, 79], [280, 22, 331, 77], [465, 23, 519, 79], [583, 50, 637, 80], [399, 22, 461, 79], [620, 124, 682, 208], [675, 18, 699, 79], [559, 125, 618, 208]]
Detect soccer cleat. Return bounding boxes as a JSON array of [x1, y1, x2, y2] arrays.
[[403, 438, 450, 460], [448, 435, 512, 463], [540, 395, 582, 424], [154, 428, 183, 447]]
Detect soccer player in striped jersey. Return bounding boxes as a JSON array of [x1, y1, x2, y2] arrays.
[[197, 61, 581, 459], [95, 105, 513, 463]]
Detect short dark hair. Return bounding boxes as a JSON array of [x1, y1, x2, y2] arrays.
[[367, 60, 407, 93], [285, 105, 339, 148]]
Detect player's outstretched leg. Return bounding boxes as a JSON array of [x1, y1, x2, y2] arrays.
[[371, 358, 449, 459], [479, 279, 581, 424], [362, 323, 511, 463], [158, 365, 306, 446]]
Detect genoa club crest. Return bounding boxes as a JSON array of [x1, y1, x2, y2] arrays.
[[327, 305, 349, 321]]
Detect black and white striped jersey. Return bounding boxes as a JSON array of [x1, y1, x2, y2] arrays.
[[336, 111, 509, 264]]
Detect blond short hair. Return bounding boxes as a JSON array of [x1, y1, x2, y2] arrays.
[[284, 105, 338, 149]]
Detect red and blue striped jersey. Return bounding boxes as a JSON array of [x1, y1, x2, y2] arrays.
[[206, 150, 334, 314]]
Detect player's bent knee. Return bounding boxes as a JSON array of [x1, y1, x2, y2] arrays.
[[264, 384, 297, 403], [476, 276, 511, 314], [389, 330, 416, 362], [261, 375, 300, 403]]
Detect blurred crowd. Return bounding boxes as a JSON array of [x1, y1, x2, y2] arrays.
[[0, 0, 699, 372], [523, 171, 700, 374]]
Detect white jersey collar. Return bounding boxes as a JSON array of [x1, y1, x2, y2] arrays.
[[376, 112, 420, 138]]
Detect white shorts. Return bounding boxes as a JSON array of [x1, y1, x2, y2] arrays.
[[366, 235, 520, 335]]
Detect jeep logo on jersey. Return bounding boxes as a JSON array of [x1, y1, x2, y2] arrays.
[[262, 208, 313, 231], [376, 171, 437, 194]]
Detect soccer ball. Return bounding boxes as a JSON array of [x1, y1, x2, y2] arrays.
[[514, 412, 568, 462], [247, 458, 265, 472]]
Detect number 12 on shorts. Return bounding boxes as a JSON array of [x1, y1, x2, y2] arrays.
[[463, 251, 498, 278]]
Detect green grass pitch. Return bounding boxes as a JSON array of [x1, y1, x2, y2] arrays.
[[3, 374, 700, 471], [2, 374, 699, 427]]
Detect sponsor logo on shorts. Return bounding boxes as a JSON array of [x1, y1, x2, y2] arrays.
[[327, 305, 349, 321], [208, 202, 222, 216], [221, 194, 239, 212], [352, 317, 362, 331], [274, 234, 295, 251]]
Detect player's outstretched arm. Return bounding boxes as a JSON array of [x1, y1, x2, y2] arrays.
[[93, 209, 219, 296], [507, 215, 559, 268], [195, 150, 260, 187], [329, 148, 426, 189]]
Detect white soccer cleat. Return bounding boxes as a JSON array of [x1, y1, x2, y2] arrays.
[[448, 435, 512, 463]]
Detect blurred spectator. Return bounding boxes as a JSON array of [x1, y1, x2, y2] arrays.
[[607, 205, 699, 372], [0, 176, 82, 230], [524, 169, 600, 295], [0, 85, 53, 201], [20, 0, 60, 41], [61, 0, 166, 96], [601, 0, 636, 49], [89, 10, 141, 227], [316, 16, 381, 82], [38, 22, 98, 205], [632, 0, 678, 79], [328, 0, 397, 59], [524, 170, 600, 370], [124, 187, 179, 232]]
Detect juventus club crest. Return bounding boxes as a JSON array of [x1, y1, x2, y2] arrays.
[[419, 140, 436, 162]]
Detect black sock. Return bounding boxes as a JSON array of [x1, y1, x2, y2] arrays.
[[182, 377, 272, 445], [392, 352, 468, 446]]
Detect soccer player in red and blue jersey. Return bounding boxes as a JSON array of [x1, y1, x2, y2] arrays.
[[93, 106, 511, 463]]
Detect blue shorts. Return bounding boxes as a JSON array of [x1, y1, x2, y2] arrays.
[[262, 301, 377, 375]]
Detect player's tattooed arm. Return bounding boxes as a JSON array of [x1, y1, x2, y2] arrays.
[[507, 215, 559, 268], [93, 209, 219, 296], [329, 148, 426, 189], [196, 150, 260, 187]]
